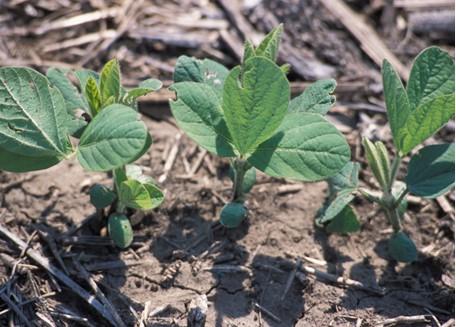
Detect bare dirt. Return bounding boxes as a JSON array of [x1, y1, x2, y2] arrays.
[[0, 116, 453, 327]]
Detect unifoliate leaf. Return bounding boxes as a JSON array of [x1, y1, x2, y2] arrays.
[[326, 206, 360, 233], [388, 231, 417, 262], [248, 112, 350, 181], [243, 41, 255, 64], [255, 24, 283, 62], [220, 202, 247, 228], [383, 48, 455, 156], [382, 60, 411, 152], [99, 59, 121, 102], [127, 78, 162, 99], [317, 188, 356, 224], [288, 79, 337, 115], [85, 77, 102, 116], [0, 146, 61, 172], [90, 184, 116, 209], [399, 94, 455, 155], [392, 181, 408, 217], [0, 67, 73, 158], [228, 165, 256, 194], [108, 213, 133, 249], [407, 47, 455, 111], [406, 143, 455, 199], [223, 57, 289, 155], [363, 138, 389, 190], [328, 161, 360, 194], [77, 104, 148, 172], [170, 82, 235, 157], [173, 55, 229, 99], [119, 179, 162, 210], [46, 68, 87, 112]]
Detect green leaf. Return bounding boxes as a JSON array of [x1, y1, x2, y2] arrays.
[[130, 132, 152, 163], [0, 67, 73, 158], [328, 161, 360, 194], [223, 57, 289, 155], [99, 59, 121, 102], [90, 184, 116, 209], [119, 179, 163, 210], [108, 213, 133, 249], [399, 93, 455, 155], [375, 141, 391, 185], [46, 68, 87, 112], [173, 55, 229, 99], [280, 64, 291, 74], [243, 41, 255, 64], [77, 104, 148, 172], [326, 206, 360, 234], [119, 179, 151, 210], [382, 60, 411, 152], [0, 146, 61, 172], [248, 112, 350, 181], [85, 77, 102, 116], [255, 24, 283, 62], [406, 143, 455, 198], [46, 68, 88, 137], [143, 182, 164, 209], [317, 188, 355, 224], [407, 47, 455, 111], [170, 82, 235, 157], [383, 48, 455, 156], [289, 79, 337, 115], [74, 69, 99, 91], [228, 165, 256, 194], [127, 78, 162, 99], [363, 138, 389, 190], [388, 231, 417, 262]]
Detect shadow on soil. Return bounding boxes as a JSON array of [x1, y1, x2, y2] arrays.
[[150, 200, 307, 327]]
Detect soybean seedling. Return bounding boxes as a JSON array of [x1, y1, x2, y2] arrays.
[[0, 59, 164, 248], [317, 47, 455, 262], [170, 25, 351, 227]]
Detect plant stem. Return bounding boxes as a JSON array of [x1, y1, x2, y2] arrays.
[[232, 159, 248, 203], [113, 165, 126, 213], [394, 187, 409, 208], [386, 208, 402, 233], [388, 155, 400, 192]]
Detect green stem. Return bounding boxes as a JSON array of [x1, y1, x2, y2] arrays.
[[388, 156, 400, 192], [386, 208, 402, 233], [393, 187, 409, 208], [232, 159, 248, 203], [358, 188, 383, 205], [113, 165, 126, 213]]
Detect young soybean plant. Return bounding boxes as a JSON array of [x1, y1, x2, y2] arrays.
[[0, 59, 164, 248], [170, 25, 351, 228], [318, 47, 455, 262]]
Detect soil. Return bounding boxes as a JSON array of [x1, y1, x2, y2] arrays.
[[0, 114, 454, 327]]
